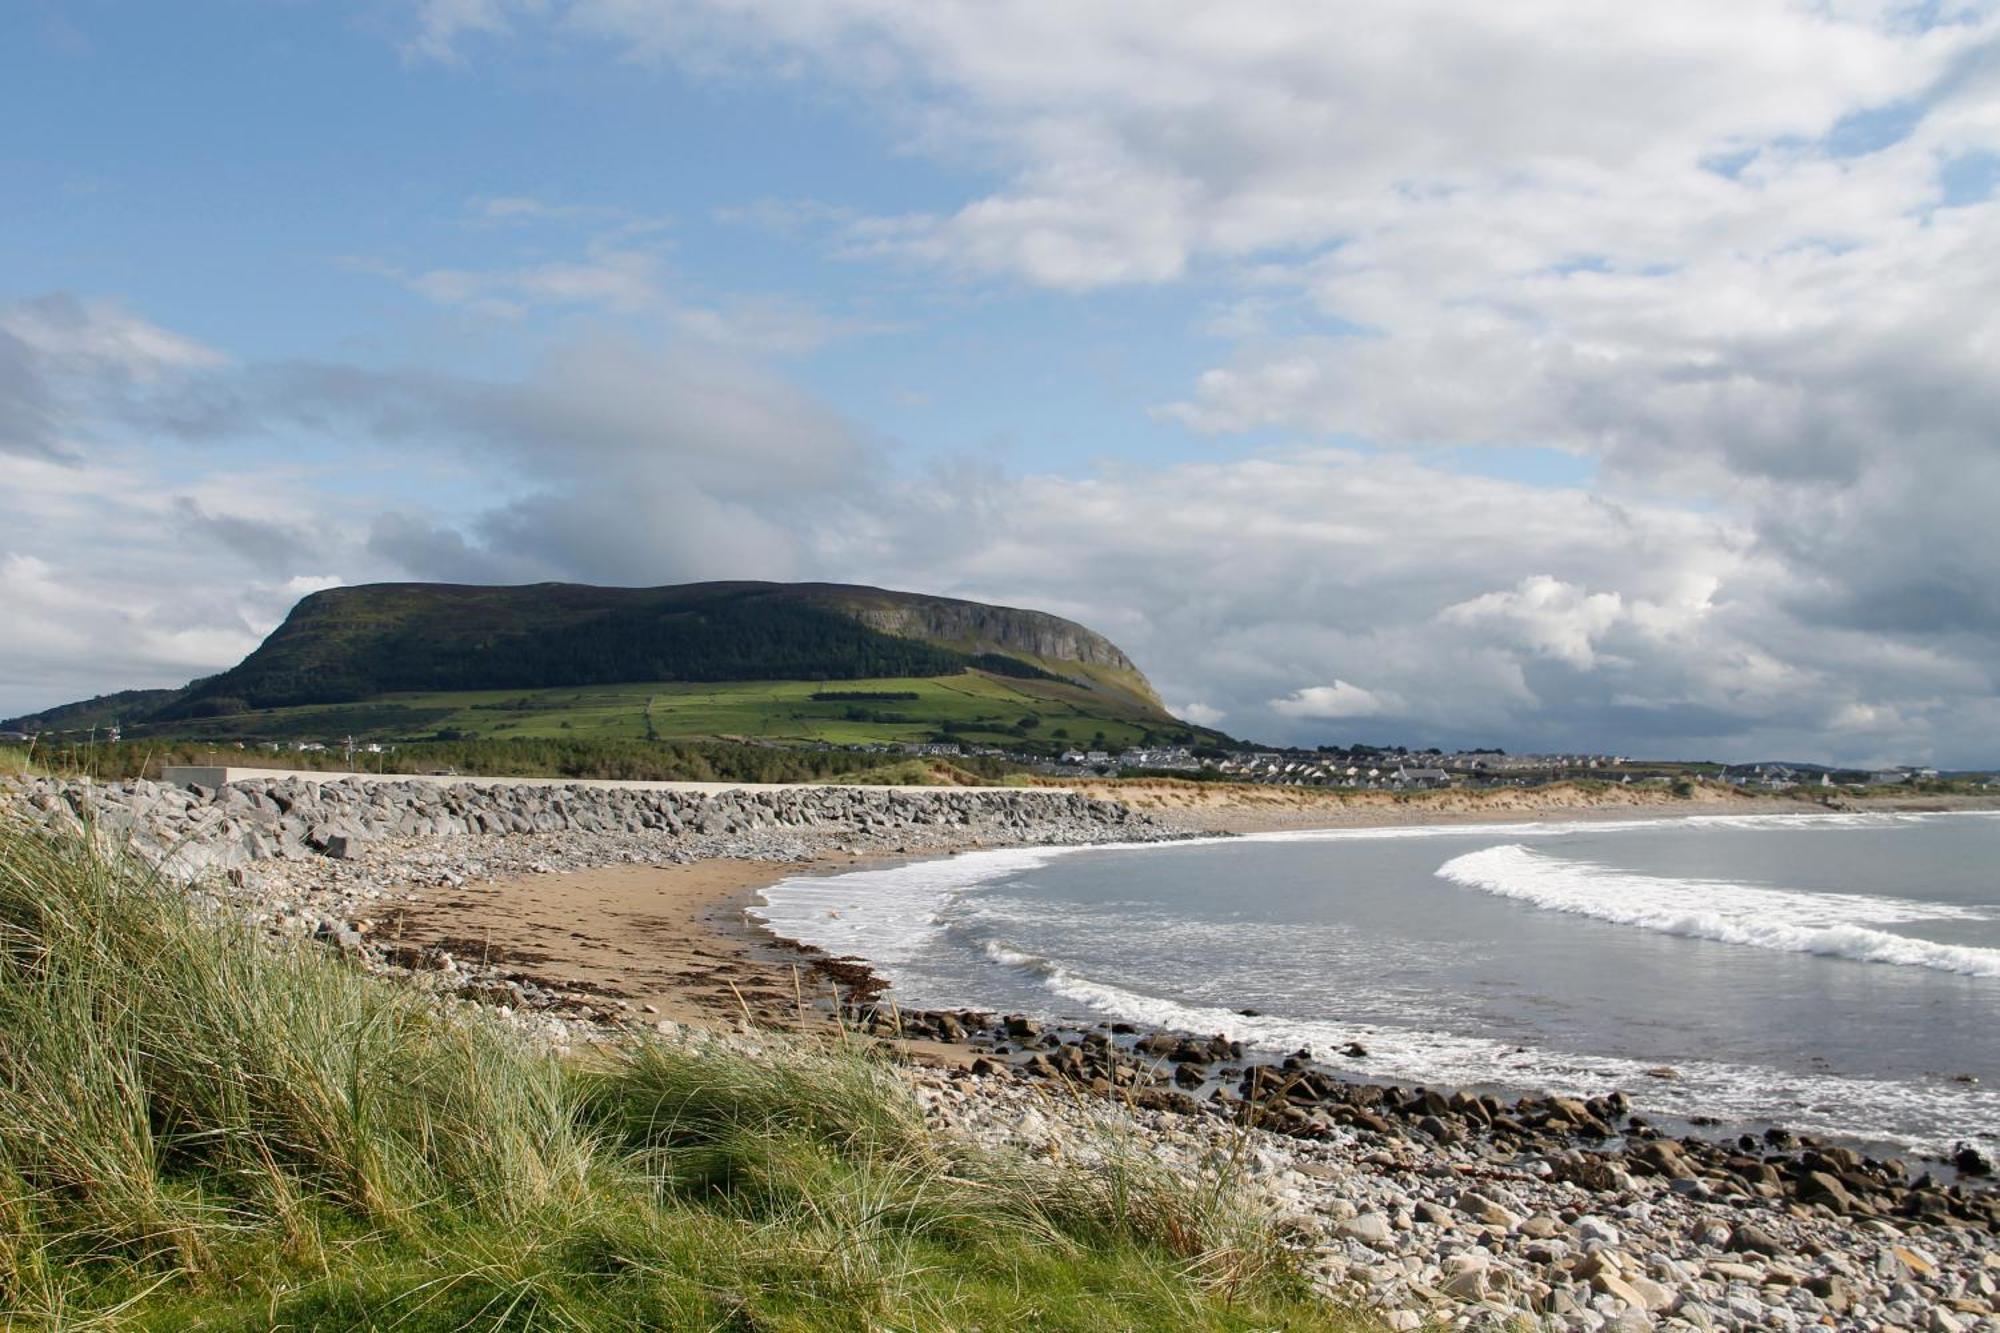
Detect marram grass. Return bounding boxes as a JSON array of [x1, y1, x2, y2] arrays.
[[0, 815, 1373, 1330]]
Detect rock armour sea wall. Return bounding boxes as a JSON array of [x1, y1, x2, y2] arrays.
[[6, 775, 1165, 883]]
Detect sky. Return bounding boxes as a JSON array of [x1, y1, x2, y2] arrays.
[[3, 0, 1998, 764]]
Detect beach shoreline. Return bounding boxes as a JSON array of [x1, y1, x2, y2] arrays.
[[11, 772, 1998, 1330]]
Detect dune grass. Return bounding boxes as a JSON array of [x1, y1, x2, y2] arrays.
[[0, 745, 36, 780], [0, 817, 1366, 1331]]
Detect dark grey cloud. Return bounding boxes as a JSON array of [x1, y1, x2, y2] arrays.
[[0, 326, 62, 458], [132, 334, 879, 591], [365, 511, 546, 585], [0, 292, 227, 459], [171, 497, 317, 574], [4, 290, 1995, 765]]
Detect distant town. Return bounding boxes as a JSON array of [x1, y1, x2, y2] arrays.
[[4, 723, 1990, 793]]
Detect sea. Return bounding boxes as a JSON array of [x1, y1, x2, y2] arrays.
[[751, 810, 2000, 1161]]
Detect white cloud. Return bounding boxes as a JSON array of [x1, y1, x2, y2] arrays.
[[404, 0, 539, 63], [1, 294, 228, 460], [0, 293, 226, 378], [477, 0, 1989, 288], [382, 200, 883, 352], [5, 305, 1994, 764], [410, 248, 665, 318], [395, 6, 2000, 671], [1270, 681, 1400, 720], [1440, 577, 1631, 671]]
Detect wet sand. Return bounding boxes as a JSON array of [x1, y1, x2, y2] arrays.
[[374, 856, 868, 1029], [375, 784, 2000, 1033]]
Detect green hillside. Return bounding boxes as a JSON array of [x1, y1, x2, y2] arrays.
[[129, 673, 1191, 751], [7, 581, 1215, 752]]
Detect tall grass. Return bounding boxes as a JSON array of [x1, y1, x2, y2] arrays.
[[0, 744, 38, 781], [0, 816, 1367, 1330]]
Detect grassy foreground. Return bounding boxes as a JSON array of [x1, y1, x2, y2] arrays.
[[0, 819, 1363, 1331]]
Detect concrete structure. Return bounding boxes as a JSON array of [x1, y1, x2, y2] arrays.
[[157, 765, 1064, 796]]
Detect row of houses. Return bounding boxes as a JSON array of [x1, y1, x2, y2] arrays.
[[1722, 762, 1943, 790]]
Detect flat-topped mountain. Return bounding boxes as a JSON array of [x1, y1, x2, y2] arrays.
[[7, 583, 1191, 750]]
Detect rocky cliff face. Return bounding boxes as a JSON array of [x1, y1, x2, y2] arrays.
[[834, 597, 1140, 673]]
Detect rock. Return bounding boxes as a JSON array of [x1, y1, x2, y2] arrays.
[[1517, 1213, 1563, 1239], [1412, 1200, 1454, 1227], [1592, 1269, 1648, 1308], [1953, 1144, 1994, 1177], [1458, 1191, 1521, 1229], [1726, 1223, 1784, 1256], [1890, 1244, 1937, 1277], [1576, 1216, 1622, 1247], [1796, 1170, 1853, 1213], [1804, 1273, 1854, 1313], [1417, 1114, 1458, 1144], [1573, 1249, 1621, 1281], [1722, 1292, 1767, 1323], [1337, 1212, 1395, 1247], [1623, 1275, 1675, 1312], [1689, 1219, 1732, 1249]]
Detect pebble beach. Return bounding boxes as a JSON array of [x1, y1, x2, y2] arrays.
[[6, 769, 1996, 1332]]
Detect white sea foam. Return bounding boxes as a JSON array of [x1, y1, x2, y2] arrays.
[[1436, 844, 2000, 977], [746, 845, 1075, 964], [1033, 968, 2000, 1157], [749, 812, 2000, 1155], [980, 937, 1057, 972]]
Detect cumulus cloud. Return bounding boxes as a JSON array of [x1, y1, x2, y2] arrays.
[[393, 4, 2000, 685], [1270, 681, 1401, 720], [0, 294, 226, 459], [374, 0, 1997, 766], [4, 301, 1993, 765], [1439, 578, 1633, 672], [145, 333, 879, 589], [0, 453, 349, 712], [449, 0, 1988, 283]]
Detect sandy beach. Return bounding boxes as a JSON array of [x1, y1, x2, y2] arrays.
[[363, 783, 1781, 1031], [367, 781, 2000, 1037], [13, 771, 1999, 1330], [372, 857, 834, 1028]]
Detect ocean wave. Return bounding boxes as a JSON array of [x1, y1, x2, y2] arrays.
[[1035, 969, 2000, 1157], [1436, 844, 2000, 977], [747, 813, 2000, 1153], [747, 845, 1074, 965]]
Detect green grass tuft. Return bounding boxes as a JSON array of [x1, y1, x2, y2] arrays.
[[0, 816, 1368, 1330]]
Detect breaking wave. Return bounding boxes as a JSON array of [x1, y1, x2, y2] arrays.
[[1025, 969, 1999, 1158], [1435, 844, 2000, 977]]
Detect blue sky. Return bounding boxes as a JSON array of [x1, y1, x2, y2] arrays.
[[4, 1, 1998, 764], [5, 2, 1226, 474]]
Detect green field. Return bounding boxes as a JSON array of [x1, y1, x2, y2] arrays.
[[123, 668, 1206, 751]]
